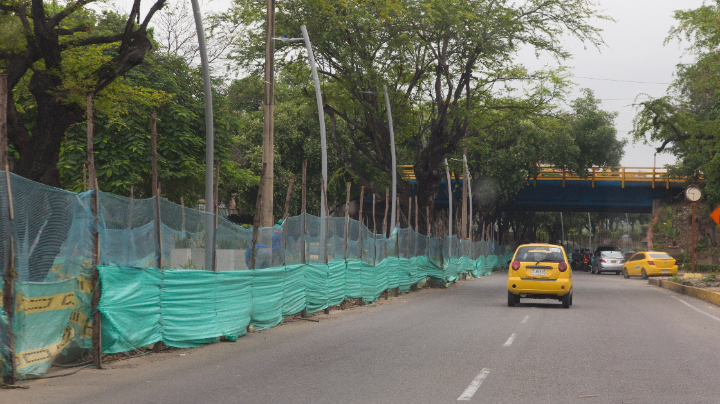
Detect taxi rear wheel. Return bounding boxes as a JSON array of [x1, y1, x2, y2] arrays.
[[508, 291, 517, 307], [561, 293, 570, 308], [641, 269, 648, 280], [623, 268, 629, 279]]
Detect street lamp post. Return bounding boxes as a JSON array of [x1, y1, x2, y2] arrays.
[[189, 0, 215, 271], [275, 26, 328, 219], [359, 87, 397, 236], [383, 85, 397, 233]]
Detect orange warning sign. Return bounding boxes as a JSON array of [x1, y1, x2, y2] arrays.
[[711, 205, 720, 228]]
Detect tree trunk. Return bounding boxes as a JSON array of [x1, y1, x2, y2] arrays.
[[11, 74, 84, 186]]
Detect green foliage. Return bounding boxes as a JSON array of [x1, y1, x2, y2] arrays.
[[632, 1, 720, 205], [666, 227, 681, 239], [173, 235, 192, 249]]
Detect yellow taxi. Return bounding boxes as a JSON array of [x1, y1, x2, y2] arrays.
[[507, 243, 572, 308], [622, 251, 678, 279]]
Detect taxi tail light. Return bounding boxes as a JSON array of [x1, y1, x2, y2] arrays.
[[511, 260, 521, 271], [601, 259, 606, 263], [558, 262, 568, 272], [673, 260, 677, 266], [647, 261, 655, 265]]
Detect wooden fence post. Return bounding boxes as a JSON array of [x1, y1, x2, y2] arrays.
[[396, 197, 401, 229], [86, 95, 103, 369], [1, 73, 18, 383], [282, 174, 295, 268], [282, 174, 296, 221], [358, 185, 365, 259], [213, 161, 220, 271], [151, 111, 163, 270], [341, 182, 350, 310], [372, 190, 377, 267], [251, 163, 268, 270], [343, 182, 351, 260], [426, 206, 431, 237], [300, 161, 307, 318], [151, 111, 158, 196], [180, 194, 185, 232], [321, 175, 330, 314], [382, 187, 389, 237], [301, 161, 307, 265]]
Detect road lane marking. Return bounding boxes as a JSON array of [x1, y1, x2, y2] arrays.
[[457, 368, 490, 401], [521, 315, 529, 324], [503, 333, 516, 346], [672, 296, 720, 323]]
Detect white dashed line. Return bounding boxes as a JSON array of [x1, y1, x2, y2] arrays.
[[503, 333, 516, 347], [457, 368, 491, 401], [672, 296, 720, 323], [521, 315, 529, 324]]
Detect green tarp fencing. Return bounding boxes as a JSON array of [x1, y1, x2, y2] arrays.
[[98, 254, 503, 353]]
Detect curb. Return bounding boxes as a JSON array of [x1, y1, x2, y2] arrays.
[[648, 278, 720, 307]]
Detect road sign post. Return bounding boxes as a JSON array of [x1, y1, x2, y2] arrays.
[[711, 205, 720, 229]]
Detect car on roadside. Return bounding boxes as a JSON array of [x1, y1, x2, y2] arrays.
[[507, 243, 573, 308], [622, 251, 679, 279], [623, 251, 636, 261], [594, 245, 620, 255], [591, 251, 625, 275]]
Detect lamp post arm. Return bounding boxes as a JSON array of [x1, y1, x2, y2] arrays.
[[300, 25, 328, 218]]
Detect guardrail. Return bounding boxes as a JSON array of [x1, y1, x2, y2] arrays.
[[399, 165, 688, 189], [533, 166, 687, 189]]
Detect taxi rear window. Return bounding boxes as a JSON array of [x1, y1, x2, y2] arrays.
[[514, 246, 565, 262], [649, 253, 672, 259]]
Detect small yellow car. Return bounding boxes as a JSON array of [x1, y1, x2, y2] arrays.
[[507, 244, 573, 308], [622, 252, 678, 279]]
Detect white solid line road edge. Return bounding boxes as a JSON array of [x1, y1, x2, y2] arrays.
[[503, 333, 516, 347], [521, 315, 529, 324], [672, 295, 720, 323], [457, 368, 491, 401]]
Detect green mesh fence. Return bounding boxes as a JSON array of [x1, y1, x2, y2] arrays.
[[0, 171, 515, 380]]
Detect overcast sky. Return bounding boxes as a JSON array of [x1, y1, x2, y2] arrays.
[[126, 0, 705, 167], [519, 0, 706, 167]]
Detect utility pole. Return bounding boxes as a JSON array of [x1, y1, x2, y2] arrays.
[[260, 0, 276, 227]]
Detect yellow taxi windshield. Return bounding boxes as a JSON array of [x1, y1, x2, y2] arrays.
[[514, 246, 565, 263]]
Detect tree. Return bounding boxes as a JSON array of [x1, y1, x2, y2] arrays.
[[0, 0, 166, 186], [224, 0, 609, 232], [632, 1, 720, 204], [468, 90, 625, 240]]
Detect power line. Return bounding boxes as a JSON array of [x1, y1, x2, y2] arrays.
[[573, 76, 671, 85]]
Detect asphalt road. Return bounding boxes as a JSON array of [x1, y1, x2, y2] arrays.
[[9, 270, 720, 404]]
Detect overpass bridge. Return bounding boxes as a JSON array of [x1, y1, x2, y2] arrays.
[[514, 166, 688, 213], [399, 166, 690, 213]]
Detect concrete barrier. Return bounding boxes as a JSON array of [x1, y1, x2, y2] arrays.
[[648, 278, 720, 307]]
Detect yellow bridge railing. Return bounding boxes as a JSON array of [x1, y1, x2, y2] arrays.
[[534, 166, 687, 189], [399, 165, 688, 189]]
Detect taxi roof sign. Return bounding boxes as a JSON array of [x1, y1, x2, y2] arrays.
[[711, 205, 720, 228]]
